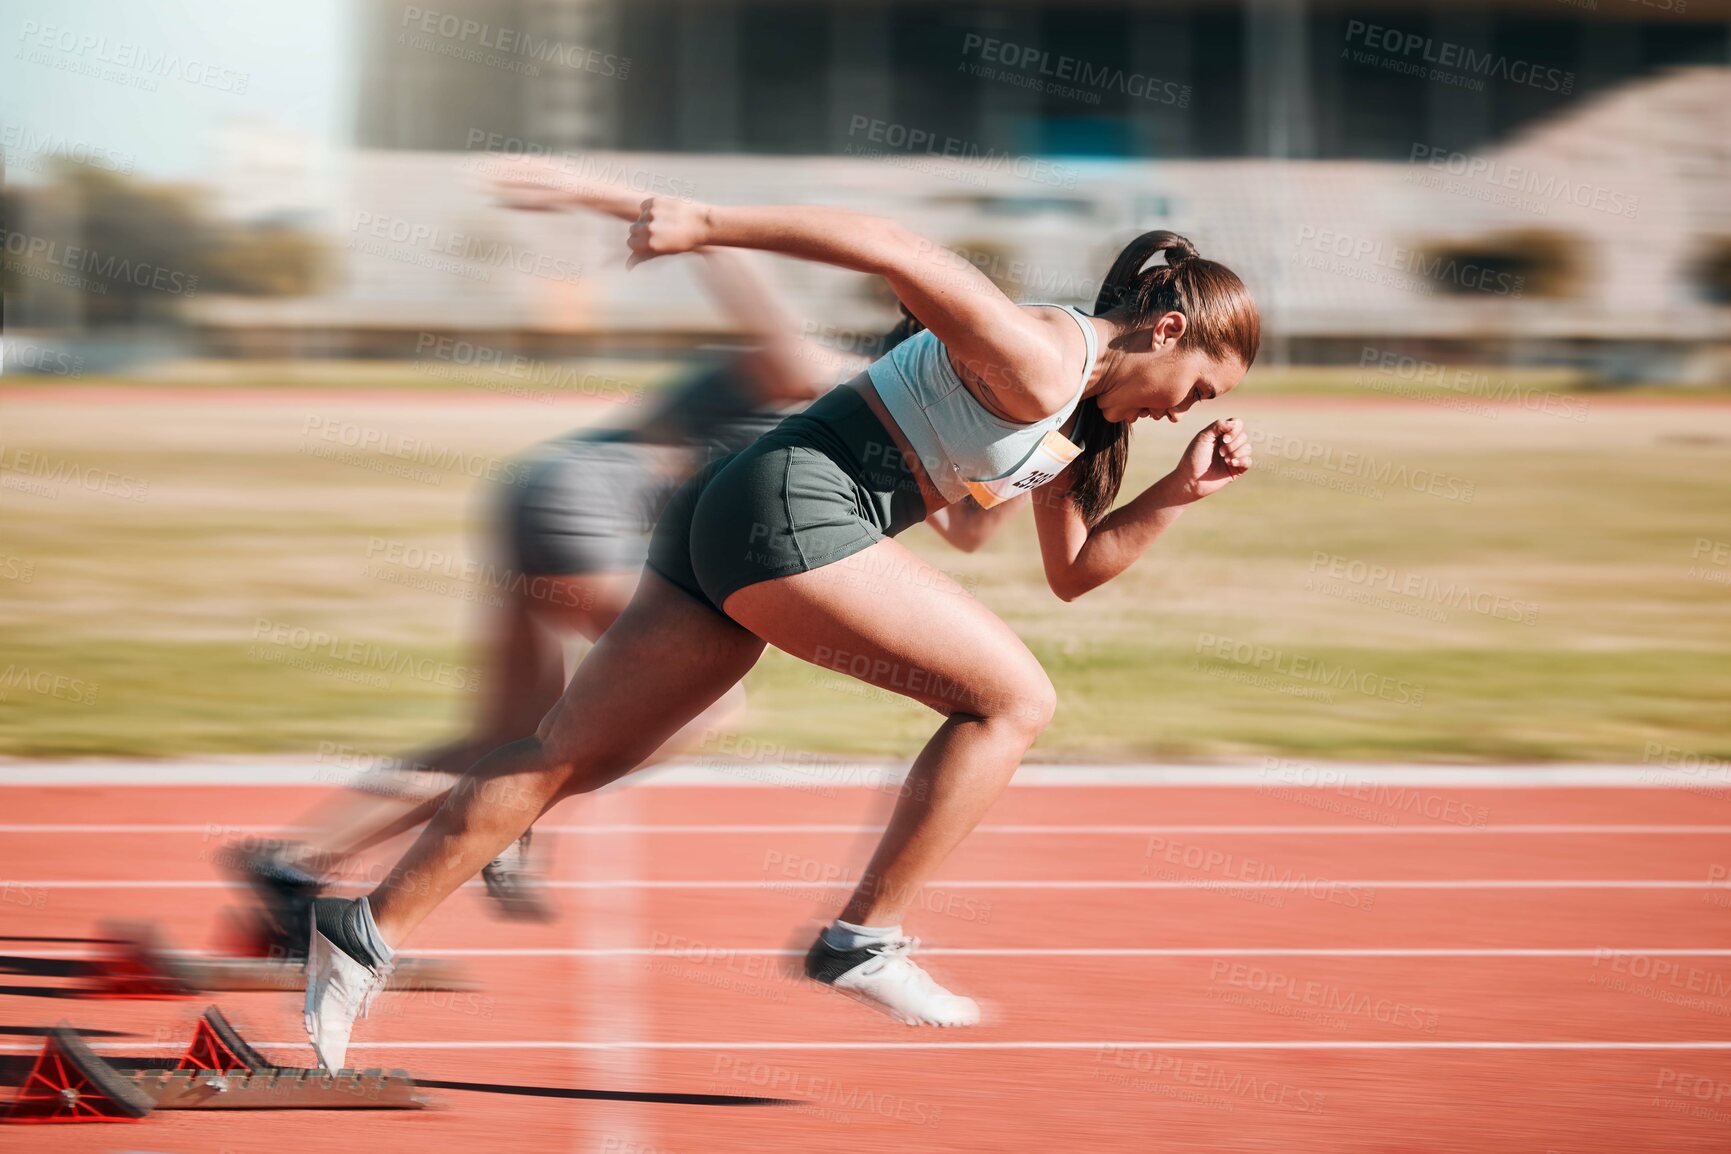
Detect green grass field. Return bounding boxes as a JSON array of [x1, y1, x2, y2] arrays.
[[1, 362, 1728, 763]]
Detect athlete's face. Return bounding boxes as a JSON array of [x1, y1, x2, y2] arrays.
[[1098, 312, 1245, 426]]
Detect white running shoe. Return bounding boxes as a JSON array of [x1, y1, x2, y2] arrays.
[[304, 907, 394, 1073], [805, 934, 981, 1027]]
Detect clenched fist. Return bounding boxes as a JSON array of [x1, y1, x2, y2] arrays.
[[625, 197, 713, 268], [1168, 417, 1252, 501]]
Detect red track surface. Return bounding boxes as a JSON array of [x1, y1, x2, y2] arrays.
[[3, 781, 1730, 1151]]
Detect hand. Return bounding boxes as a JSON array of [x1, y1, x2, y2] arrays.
[[626, 197, 712, 268], [1167, 417, 1252, 501]]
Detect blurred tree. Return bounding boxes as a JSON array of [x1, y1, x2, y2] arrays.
[[2, 161, 327, 329]]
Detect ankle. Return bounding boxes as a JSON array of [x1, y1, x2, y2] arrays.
[[821, 918, 904, 952]]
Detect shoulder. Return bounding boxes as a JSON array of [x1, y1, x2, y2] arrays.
[[972, 305, 1089, 422]]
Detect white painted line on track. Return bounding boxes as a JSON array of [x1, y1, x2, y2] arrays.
[[3, 1039, 1730, 1053], [17, 946, 1730, 961], [1, 760, 1726, 788], [8, 823, 1731, 835], [11, 879, 1731, 890]]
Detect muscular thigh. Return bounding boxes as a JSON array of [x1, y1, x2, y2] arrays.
[[536, 571, 765, 781], [722, 538, 1053, 725]]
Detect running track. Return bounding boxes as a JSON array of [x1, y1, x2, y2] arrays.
[[2, 762, 1729, 1152]]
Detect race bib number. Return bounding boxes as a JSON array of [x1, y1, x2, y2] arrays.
[[960, 429, 1082, 509]]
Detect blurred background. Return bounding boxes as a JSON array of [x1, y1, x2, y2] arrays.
[[2, 0, 1728, 767]]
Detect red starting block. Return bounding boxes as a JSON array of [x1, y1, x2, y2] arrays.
[[4, 1006, 427, 1123]]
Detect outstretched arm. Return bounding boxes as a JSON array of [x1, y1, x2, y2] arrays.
[[1033, 419, 1252, 601], [627, 200, 1072, 419], [491, 166, 849, 403]]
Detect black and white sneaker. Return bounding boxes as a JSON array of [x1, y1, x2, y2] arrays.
[[805, 934, 981, 1027], [304, 898, 394, 1073], [481, 830, 553, 921]]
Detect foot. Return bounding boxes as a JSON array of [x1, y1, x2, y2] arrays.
[[804, 934, 981, 1027], [304, 898, 394, 1072], [481, 830, 553, 921], [223, 840, 322, 960]]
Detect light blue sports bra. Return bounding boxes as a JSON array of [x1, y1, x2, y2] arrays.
[[866, 304, 1099, 505]]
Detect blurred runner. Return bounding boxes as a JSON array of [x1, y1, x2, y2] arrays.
[[229, 170, 1019, 953], [304, 192, 1258, 1066]]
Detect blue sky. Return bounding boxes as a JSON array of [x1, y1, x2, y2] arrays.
[[2, 0, 350, 181]]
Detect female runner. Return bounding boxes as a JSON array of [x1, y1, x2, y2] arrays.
[[303, 198, 1258, 1070]]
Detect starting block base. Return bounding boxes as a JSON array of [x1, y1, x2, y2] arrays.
[[4, 1007, 428, 1123]]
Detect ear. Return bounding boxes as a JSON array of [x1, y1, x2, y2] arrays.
[[1150, 311, 1187, 348]]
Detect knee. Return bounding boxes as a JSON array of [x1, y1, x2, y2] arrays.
[[978, 666, 1057, 744], [534, 708, 639, 794]]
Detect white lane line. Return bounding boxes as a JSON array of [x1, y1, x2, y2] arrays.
[[17, 946, 1728, 961], [10, 879, 1730, 890], [1, 761, 1726, 788], [3, 1040, 1729, 1053], [8, 823, 1731, 835]]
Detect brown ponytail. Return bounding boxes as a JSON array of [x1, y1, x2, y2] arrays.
[[1068, 230, 1260, 526]]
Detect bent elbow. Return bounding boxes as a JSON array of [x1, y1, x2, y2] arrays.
[[1051, 557, 1116, 601], [1049, 572, 1093, 603]]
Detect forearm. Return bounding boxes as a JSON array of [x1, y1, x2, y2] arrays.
[[703, 205, 918, 277], [1056, 473, 1197, 597]]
